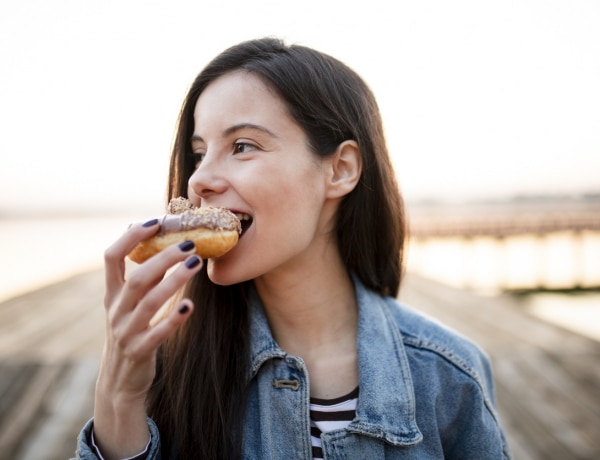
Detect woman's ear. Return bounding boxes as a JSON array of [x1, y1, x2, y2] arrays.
[[326, 140, 362, 199]]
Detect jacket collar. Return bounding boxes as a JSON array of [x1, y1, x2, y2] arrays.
[[246, 276, 423, 447], [348, 276, 423, 446], [246, 287, 287, 378]]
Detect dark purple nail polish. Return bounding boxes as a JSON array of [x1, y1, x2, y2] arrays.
[[179, 304, 190, 314], [185, 255, 201, 269], [178, 240, 195, 252], [142, 218, 159, 227]]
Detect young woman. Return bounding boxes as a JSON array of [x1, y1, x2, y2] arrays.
[[76, 38, 511, 459]]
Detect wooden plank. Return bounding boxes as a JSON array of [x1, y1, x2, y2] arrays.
[[494, 359, 577, 459], [0, 363, 65, 458], [0, 270, 105, 459], [0, 362, 38, 429], [0, 270, 105, 362], [15, 357, 98, 460], [495, 354, 598, 459]]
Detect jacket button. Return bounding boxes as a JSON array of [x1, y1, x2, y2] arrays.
[[273, 379, 300, 390]]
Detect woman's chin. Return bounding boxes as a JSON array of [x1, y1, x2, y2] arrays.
[[206, 258, 249, 286]]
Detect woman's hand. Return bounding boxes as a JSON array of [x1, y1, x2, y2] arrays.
[[92, 219, 203, 459]]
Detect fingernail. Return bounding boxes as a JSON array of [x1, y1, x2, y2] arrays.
[[142, 218, 159, 227], [179, 304, 190, 314], [178, 240, 195, 252], [185, 255, 201, 269]]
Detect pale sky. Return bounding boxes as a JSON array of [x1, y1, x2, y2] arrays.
[[1, 0, 599, 214]]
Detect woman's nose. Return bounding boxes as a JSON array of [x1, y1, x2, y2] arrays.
[[187, 154, 228, 200]]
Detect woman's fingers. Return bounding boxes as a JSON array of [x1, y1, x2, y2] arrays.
[[98, 247, 202, 394], [128, 299, 195, 358], [112, 241, 199, 320], [104, 219, 160, 307], [119, 253, 203, 337]]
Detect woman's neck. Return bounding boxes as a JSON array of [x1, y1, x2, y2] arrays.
[[255, 254, 356, 343], [254, 253, 359, 398]]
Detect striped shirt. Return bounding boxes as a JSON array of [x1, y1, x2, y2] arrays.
[[309, 387, 359, 459]]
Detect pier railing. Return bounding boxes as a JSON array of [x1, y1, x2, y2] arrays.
[[407, 199, 600, 238]]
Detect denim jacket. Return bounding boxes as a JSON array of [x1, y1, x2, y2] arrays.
[[76, 277, 512, 459]]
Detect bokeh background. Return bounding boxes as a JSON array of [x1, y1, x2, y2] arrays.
[[2, 0, 599, 212], [1, 1, 599, 458], [1, 0, 599, 297]]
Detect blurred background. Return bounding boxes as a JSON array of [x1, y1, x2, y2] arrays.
[[0, 0, 599, 458]]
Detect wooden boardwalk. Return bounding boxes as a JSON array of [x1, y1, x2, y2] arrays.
[[0, 269, 599, 459], [0, 270, 105, 460]]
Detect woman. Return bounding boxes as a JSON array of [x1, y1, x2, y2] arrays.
[[76, 38, 511, 459]]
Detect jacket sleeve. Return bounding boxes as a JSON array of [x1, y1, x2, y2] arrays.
[[404, 342, 511, 458], [390, 298, 512, 458], [74, 417, 162, 460], [441, 360, 512, 459]]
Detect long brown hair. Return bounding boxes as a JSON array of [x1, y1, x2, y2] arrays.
[[147, 37, 406, 458]]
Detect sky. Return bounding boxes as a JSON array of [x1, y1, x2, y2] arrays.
[[1, 0, 599, 214]]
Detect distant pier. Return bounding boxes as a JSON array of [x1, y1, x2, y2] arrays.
[[406, 198, 600, 291]]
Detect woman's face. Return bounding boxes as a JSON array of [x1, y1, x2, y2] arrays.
[[187, 71, 336, 285]]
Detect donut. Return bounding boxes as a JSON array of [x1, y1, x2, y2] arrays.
[[128, 198, 241, 263]]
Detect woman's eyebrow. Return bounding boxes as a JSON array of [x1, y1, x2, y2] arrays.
[[190, 123, 278, 143], [224, 123, 278, 138], [190, 123, 277, 141]]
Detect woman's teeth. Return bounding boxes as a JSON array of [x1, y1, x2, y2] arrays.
[[235, 213, 253, 235]]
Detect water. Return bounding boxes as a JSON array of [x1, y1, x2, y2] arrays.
[[523, 290, 600, 342], [1, 217, 599, 342], [407, 233, 600, 292], [0, 216, 134, 302]]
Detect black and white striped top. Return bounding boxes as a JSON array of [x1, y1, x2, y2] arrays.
[[309, 387, 359, 459]]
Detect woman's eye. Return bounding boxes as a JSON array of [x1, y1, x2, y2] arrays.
[[191, 152, 205, 167], [233, 142, 256, 154]]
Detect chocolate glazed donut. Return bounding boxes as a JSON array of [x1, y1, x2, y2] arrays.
[[128, 198, 241, 263]]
